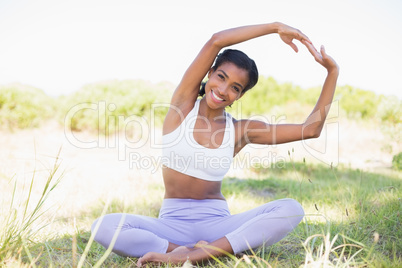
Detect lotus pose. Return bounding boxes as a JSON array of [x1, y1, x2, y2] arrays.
[[91, 22, 339, 266]]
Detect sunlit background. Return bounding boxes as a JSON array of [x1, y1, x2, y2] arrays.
[[0, 0, 401, 98], [0, 2, 401, 266]]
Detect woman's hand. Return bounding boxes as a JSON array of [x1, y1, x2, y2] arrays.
[[277, 22, 311, 53], [303, 40, 339, 73]]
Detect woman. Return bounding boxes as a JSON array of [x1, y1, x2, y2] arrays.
[[91, 22, 339, 266]]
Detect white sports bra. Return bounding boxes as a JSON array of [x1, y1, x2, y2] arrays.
[[162, 99, 235, 181]]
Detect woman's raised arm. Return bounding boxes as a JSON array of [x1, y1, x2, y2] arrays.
[[241, 42, 339, 147], [301, 42, 339, 138], [169, 22, 311, 110]]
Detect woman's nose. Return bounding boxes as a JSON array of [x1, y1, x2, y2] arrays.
[[217, 86, 228, 96]]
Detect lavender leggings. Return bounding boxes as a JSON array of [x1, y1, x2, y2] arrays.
[[91, 198, 304, 257]]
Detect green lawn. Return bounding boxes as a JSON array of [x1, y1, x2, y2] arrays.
[[2, 159, 400, 267]]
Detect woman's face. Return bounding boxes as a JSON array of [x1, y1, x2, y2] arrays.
[[205, 62, 249, 109]]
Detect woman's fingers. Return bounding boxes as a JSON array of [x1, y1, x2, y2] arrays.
[[290, 31, 311, 52], [278, 23, 311, 52], [279, 35, 299, 53], [303, 41, 339, 71], [287, 25, 310, 44], [320, 45, 327, 58], [299, 31, 312, 44], [289, 42, 299, 53], [303, 40, 323, 64]]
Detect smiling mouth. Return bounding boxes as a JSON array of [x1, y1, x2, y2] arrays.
[[212, 90, 224, 102]]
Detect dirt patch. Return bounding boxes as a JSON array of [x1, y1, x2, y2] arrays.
[[0, 118, 396, 221]]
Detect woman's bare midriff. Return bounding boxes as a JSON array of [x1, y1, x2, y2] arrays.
[[162, 167, 225, 200]]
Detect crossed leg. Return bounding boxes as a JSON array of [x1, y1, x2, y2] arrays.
[[137, 198, 304, 266]]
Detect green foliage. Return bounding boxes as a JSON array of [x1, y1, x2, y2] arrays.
[[0, 78, 400, 134], [228, 78, 396, 125], [0, 84, 55, 129], [377, 95, 402, 152], [335, 85, 382, 119], [228, 76, 304, 117], [378, 96, 402, 125], [392, 152, 402, 170], [0, 77, 400, 132], [60, 80, 172, 134]]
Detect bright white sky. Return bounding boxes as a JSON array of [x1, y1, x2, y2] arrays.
[[0, 0, 401, 98]]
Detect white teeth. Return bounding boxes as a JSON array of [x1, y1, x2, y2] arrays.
[[212, 90, 224, 101]]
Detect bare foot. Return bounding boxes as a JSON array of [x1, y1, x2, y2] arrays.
[[172, 245, 191, 253], [194, 240, 209, 248], [136, 241, 209, 267], [137, 251, 189, 267], [172, 240, 209, 253]]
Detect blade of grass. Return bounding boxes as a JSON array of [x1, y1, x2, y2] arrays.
[[0, 147, 64, 262], [77, 197, 111, 268], [93, 213, 127, 268]]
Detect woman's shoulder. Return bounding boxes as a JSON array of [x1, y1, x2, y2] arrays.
[[163, 97, 199, 135]]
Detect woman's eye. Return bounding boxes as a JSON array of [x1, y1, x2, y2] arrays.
[[233, 86, 240, 92], [218, 74, 224, 80]]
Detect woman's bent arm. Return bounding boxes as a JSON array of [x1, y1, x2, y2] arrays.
[[169, 22, 310, 110], [243, 42, 339, 146], [301, 42, 339, 138]]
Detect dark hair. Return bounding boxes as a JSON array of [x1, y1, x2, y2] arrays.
[[199, 49, 259, 96]]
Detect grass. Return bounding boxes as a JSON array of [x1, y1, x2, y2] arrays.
[[1, 157, 400, 267], [0, 148, 63, 266], [1, 75, 400, 267]]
